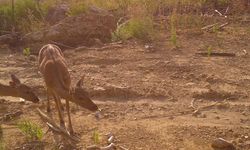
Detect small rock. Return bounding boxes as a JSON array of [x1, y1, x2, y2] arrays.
[[211, 138, 236, 150], [95, 111, 101, 120]]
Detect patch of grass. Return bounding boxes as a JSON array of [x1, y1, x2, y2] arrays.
[[212, 25, 220, 33], [218, 0, 230, 5], [23, 47, 31, 56], [207, 46, 212, 57], [0, 0, 45, 33], [40, 0, 57, 16], [68, 0, 88, 16], [170, 8, 178, 47], [112, 17, 155, 41], [17, 120, 43, 141], [93, 129, 100, 144], [0, 142, 4, 150]]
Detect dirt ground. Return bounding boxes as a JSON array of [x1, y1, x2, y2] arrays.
[[0, 23, 250, 150]]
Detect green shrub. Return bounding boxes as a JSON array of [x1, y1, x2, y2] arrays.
[[207, 46, 212, 57], [0, 3, 13, 32], [0, 0, 46, 33], [112, 17, 155, 41], [93, 129, 100, 144], [23, 47, 31, 56], [17, 120, 43, 141], [0, 142, 4, 150]]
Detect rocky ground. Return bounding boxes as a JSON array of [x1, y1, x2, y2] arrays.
[[0, 21, 250, 150]]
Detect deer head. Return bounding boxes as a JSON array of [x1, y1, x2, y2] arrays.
[[71, 78, 98, 111], [9, 74, 39, 103]]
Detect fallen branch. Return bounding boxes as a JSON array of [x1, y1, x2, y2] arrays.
[[199, 101, 219, 111], [215, 9, 228, 18], [195, 52, 236, 57], [218, 22, 229, 30], [74, 44, 123, 52], [201, 23, 219, 30], [118, 145, 129, 150], [224, 6, 230, 15], [86, 143, 116, 150], [215, 10, 223, 16], [202, 22, 229, 31], [36, 108, 79, 143]]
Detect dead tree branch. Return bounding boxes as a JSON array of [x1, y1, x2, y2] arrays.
[[36, 108, 80, 143]]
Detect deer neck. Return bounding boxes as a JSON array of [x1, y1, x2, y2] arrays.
[[0, 83, 19, 97], [56, 87, 72, 100]]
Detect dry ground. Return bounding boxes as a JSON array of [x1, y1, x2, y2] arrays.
[[0, 23, 250, 150]]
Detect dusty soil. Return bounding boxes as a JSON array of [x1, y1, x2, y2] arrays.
[[0, 23, 250, 150]]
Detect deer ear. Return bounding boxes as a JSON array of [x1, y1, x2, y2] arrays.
[[76, 78, 83, 88], [9, 74, 21, 87]]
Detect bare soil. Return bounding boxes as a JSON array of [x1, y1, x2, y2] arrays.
[[0, 23, 250, 150]]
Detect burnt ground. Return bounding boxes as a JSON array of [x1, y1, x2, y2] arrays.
[[0, 23, 250, 150]]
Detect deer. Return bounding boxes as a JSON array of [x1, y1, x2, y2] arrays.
[[38, 44, 98, 135], [0, 74, 39, 103]]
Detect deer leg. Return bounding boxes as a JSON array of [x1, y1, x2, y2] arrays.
[[46, 89, 51, 113], [52, 93, 65, 129], [66, 100, 74, 135]]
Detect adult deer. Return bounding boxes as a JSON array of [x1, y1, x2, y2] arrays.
[[0, 74, 39, 103], [38, 44, 98, 135]]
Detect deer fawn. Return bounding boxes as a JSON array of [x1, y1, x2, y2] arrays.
[[0, 74, 39, 103], [38, 44, 98, 135]]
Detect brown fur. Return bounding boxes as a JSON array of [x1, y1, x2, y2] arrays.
[[38, 44, 98, 134], [0, 74, 39, 103]]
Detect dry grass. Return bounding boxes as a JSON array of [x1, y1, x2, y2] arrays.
[[0, 0, 249, 40]]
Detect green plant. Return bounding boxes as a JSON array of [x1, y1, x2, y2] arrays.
[[212, 25, 219, 33], [112, 17, 155, 41], [0, 141, 4, 150], [23, 47, 31, 56], [0, 0, 47, 33], [17, 120, 43, 141], [68, 0, 87, 16], [207, 46, 212, 56], [93, 129, 100, 144], [170, 8, 178, 47]]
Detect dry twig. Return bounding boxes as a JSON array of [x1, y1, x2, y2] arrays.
[[36, 108, 79, 143], [74, 44, 123, 52], [195, 52, 236, 57], [86, 143, 116, 150]]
